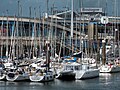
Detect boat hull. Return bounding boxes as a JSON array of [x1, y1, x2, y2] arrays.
[[6, 73, 29, 81], [0, 73, 6, 80], [30, 72, 54, 82], [56, 70, 75, 80], [75, 69, 99, 80], [100, 65, 120, 73]]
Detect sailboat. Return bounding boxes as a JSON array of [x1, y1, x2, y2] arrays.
[[54, 0, 99, 80], [54, 52, 99, 80], [100, 0, 120, 73], [29, 6, 54, 81], [70, 52, 99, 80], [100, 39, 120, 73], [29, 44, 54, 82], [54, 58, 76, 80], [29, 62, 54, 82], [52, 1, 76, 80], [6, 66, 29, 81], [100, 63, 120, 73], [72, 0, 99, 79]]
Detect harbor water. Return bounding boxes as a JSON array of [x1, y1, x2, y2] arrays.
[[1, 73, 120, 90]]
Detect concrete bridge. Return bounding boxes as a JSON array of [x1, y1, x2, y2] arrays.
[[0, 16, 118, 56]]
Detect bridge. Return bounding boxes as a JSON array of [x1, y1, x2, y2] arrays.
[[0, 16, 118, 56]]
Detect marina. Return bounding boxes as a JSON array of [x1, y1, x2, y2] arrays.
[[0, 0, 120, 90]]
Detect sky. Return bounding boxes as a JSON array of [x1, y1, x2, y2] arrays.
[[0, 0, 120, 17]]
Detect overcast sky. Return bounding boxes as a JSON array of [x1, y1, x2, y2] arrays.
[[0, 0, 119, 17]]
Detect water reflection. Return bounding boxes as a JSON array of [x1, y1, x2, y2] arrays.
[[1, 73, 120, 90]]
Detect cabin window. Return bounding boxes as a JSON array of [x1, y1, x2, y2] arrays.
[[75, 66, 79, 70], [71, 67, 73, 70], [66, 66, 72, 70]]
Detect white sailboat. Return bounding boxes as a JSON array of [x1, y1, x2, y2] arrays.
[[29, 62, 54, 82], [6, 67, 29, 81], [53, 0, 75, 80], [100, 64, 120, 73], [54, 30, 75, 79], [54, 62, 76, 80], [76, 40, 99, 80], [73, 0, 99, 79], [100, 0, 120, 73], [56, 58, 99, 80], [30, 72, 54, 82], [100, 40, 120, 73], [76, 66, 99, 80], [71, 62, 99, 80], [29, 3, 54, 82], [29, 69, 54, 82], [64, 52, 99, 80], [54, 0, 99, 80], [55, 51, 99, 80]]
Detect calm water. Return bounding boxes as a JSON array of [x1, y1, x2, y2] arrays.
[[1, 73, 120, 90]]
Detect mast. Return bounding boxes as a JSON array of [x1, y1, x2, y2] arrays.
[[1, 13, 4, 58], [16, 0, 20, 60], [6, 10, 9, 58], [63, 7, 67, 56], [54, 8, 57, 58], [79, 0, 82, 52], [10, 15, 16, 61], [38, 6, 41, 58], [75, 15, 78, 52], [34, 7, 37, 59], [46, 0, 50, 71], [32, 7, 37, 59], [71, 0, 74, 54], [114, 0, 118, 58], [29, 6, 31, 59], [20, 5, 23, 58], [50, 4, 54, 59]]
